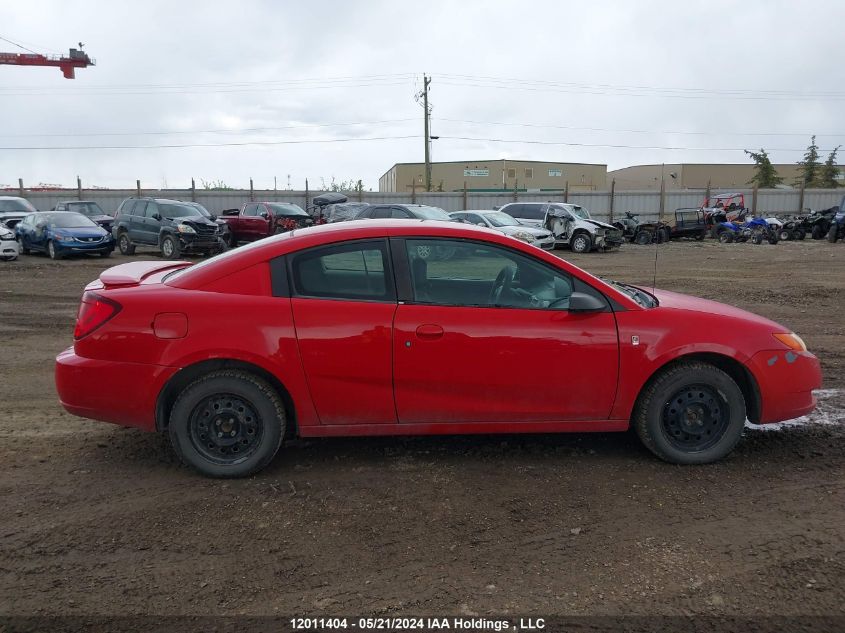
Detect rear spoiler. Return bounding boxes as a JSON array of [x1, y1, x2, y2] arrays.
[[98, 260, 191, 287]]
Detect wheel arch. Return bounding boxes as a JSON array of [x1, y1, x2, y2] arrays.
[[634, 352, 761, 425], [155, 358, 297, 437]]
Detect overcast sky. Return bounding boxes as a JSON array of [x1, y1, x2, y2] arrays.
[[1, 0, 843, 190]]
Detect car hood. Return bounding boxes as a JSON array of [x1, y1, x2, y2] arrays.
[[499, 225, 550, 237], [54, 226, 110, 238], [651, 288, 782, 329], [581, 218, 618, 231], [165, 216, 216, 227], [88, 214, 114, 224]]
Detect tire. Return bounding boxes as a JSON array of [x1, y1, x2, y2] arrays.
[[634, 361, 746, 465], [47, 240, 62, 260], [227, 233, 238, 249], [751, 234, 763, 245], [160, 234, 180, 259], [694, 231, 705, 241], [635, 230, 652, 245], [811, 225, 825, 240], [778, 229, 792, 241], [767, 233, 779, 245], [718, 231, 734, 243], [796, 228, 806, 240], [18, 239, 29, 255], [570, 232, 592, 253], [100, 250, 112, 258], [117, 232, 135, 255], [828, 225, 838, 243], [168, 370, 286, 478]]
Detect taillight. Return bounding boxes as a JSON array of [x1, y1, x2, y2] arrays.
[[74, 292, 121, 339]]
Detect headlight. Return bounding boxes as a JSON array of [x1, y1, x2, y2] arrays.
[[0, 231, 13, 241], [512, 231, 535, 243], [176, 224, 196, 234], [53, 232, 70, 240], [773, 332, 807, 352]]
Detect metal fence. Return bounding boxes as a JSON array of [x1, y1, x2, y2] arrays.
[[17, 187, 843, 223]]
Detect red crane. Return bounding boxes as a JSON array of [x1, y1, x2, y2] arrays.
[[0, 46, 95, 79]]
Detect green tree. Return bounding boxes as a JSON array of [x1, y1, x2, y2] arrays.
[[818, 146, 842, 188], [745, 149, 783, 188], [795, 135, 821, 187]]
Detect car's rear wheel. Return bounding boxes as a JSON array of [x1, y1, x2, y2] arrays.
[[118, 232, 135, 255], [18, 238, 29, 255], [634, 362, 746, 465], [168, 370, 286, 478]]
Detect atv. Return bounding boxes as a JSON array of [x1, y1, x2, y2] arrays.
[[777, 215, 808, 241], [827, 205, 845, 243], [717, 217, 779, 245], [807, 206, 839, 240], [612, 211, 666, 245]]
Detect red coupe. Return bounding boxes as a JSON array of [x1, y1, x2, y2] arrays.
[[56, 220, 822, 477]]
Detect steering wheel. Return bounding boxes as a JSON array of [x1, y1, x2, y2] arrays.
[[489, 265, 516, 305]]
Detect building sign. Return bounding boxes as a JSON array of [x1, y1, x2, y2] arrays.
[[548, 169, 562, 177], [464, 169, 489, 177]]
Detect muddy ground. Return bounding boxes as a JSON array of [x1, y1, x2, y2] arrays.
[[0, 239, 843, 626]]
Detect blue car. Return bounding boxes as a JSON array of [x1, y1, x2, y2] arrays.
[[15, 211, 115, 259]]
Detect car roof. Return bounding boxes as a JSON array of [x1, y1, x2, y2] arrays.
[[0, 195, 30, 201]]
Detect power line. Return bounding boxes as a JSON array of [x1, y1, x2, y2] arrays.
[[438, 135, 839, 153], [0, 134, 418, 151], [0, 118, 417, 138], [436, 117, 845, 138]]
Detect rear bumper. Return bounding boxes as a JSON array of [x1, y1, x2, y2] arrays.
[[746, 349, 823, 424], [55, 347, 178, 432]]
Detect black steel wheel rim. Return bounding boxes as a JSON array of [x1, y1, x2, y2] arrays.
[[661, 384, 730, 452], [188, 393, 264, 464]]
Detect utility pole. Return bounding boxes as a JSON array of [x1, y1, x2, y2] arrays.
[[422, 74, 432, 192]]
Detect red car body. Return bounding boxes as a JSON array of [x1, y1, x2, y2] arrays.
[[56, 220, 821, 475]]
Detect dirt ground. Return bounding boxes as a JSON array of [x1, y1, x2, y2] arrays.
[[1, 239, 843, 626]]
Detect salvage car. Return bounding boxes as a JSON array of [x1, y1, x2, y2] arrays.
[[16, 211, 114, 259], [0, 195, 37, 229], [1, 223, 19, 260], [355, 203, 453, 221], [52, 200, 115, 233], [56, 220, 822, 478], [449, 210, 555, 249], [220, 202, 313, 247], [112, 197, 226, 258], [498, 202, 624, 253]]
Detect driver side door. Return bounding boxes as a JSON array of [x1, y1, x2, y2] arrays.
[[391, 238, 620, 424]]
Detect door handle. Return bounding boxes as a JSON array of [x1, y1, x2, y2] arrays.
[[415, 324, 444, 340]]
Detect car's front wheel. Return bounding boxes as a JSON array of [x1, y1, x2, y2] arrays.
[[47, 240, 62, 260], [570, 232, 592, 253], [160, 234, 180, 259], [168, 370, 286, 478], [634, 362, 746, 465]]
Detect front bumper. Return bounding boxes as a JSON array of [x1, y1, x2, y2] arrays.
[[55, 238, 114, 254], [536, 237, 556, 250], [178, 233, 222, 252], [746, 349, 823, 424], [55, 347, 178, 431], [1, 238, 19, 258]]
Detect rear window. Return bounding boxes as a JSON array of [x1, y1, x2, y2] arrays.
[[67, 202, 106, 216], [291, 241, 394, 302]]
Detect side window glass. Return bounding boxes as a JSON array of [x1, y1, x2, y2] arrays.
[[243, 204, 258, 217], [391, 208, 412, 219], [133, 201, 147, 217], [144, 202, 158, 218], [291, 241, 394, 302], [467, 214, 485, 225], [371, 207, 391, 219], [405, 239, 572, 310]]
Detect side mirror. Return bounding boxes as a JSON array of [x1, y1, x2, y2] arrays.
[[152, 213, 162, 221], [476, 221, 485, 226], [35, 222, 46, 230], [260, 211, 270, 219], [568, 291, 606, 313], [209, 214, 217, 221]]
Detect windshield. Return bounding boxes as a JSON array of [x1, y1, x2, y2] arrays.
[[268, 203, 308, 217], [602, 279, 658, 308], [44, 213, 99, 229], [484, 211, 520, 227], [414, 206, 452, 220], [190, 204, 213, 217], [159, 203, 204, 218], [569, 206, 590, 220], [0, 199, 36, 213], [67, 202, 106, 216]]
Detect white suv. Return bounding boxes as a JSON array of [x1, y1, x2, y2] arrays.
[[497, 202, 623, 253]]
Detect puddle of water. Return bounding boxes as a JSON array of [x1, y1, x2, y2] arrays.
[[746, 389, 844, 431]]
